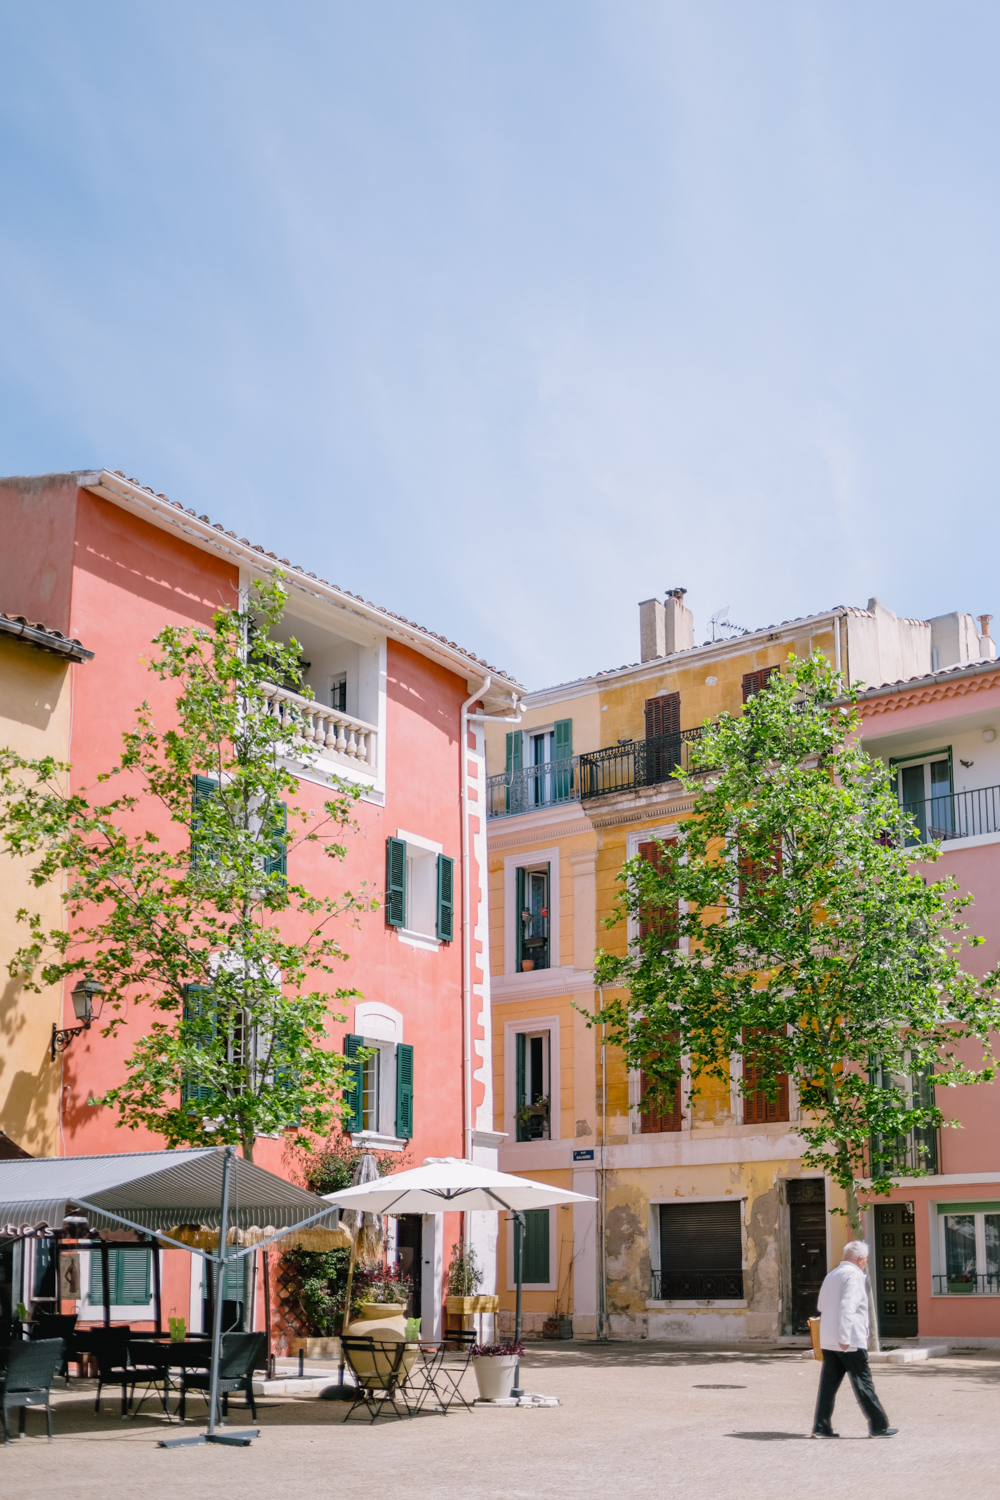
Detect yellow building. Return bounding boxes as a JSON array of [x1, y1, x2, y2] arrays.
[[485, 593, 996, 1341], [0, 612, 94, 1159]]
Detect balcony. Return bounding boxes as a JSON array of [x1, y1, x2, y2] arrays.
[[579, 728, 706, 801], [261, 682, 378, 775], [650, 1268, 744, 1299], [901, 783, 1000, 845], [487, 756, 579, 820]]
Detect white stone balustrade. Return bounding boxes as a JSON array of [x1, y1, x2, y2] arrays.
[[261, 682, 378, 772]]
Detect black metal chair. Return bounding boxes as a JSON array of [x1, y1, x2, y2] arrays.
[[0, 1338, 64, 1443], [87, 1327, 164, 1418], [30, 1313, 78, 1385], [178, 1332, 265, 1424], [340, 1336, 415, 1423]]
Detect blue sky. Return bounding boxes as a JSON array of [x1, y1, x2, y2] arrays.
[[2, 3, 999, 690]]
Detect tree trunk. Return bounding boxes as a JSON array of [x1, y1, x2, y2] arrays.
[[240, 1133, 254, 1165], [842, 1151, 881, 1354]]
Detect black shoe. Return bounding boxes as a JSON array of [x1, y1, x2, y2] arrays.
[[870, 1428, 898, 1438], [811, 1429, 840, 1438]]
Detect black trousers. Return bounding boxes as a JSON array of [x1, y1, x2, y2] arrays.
[[813, 1349, 890, 1435]]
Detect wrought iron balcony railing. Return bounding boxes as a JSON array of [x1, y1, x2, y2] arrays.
[[487, 756, 579, 819], [932, 1273, 1000, 1296], [901, 783, 1000, 846], [579, 727, 707, 801], [650, 1268, 744, 1300]]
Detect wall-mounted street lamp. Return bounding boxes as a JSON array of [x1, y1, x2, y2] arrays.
[[51, 975, 105, 1061]]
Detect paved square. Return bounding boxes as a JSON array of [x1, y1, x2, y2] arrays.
[[2, 1343, 996, 1500]]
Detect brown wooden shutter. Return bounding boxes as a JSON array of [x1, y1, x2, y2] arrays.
[[742, 1027, 790, 1124], [741, 666, 778, 703], [644, 693, 680, 738], [639, 1063, 682, 1133], [637, 838, 678, 947]]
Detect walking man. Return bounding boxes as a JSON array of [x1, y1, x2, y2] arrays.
[[812, 1240, 898, 1439]]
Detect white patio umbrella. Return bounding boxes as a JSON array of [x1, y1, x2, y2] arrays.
[[323, 1157, 595, 1396]]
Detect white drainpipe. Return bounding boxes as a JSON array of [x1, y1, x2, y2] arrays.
[[460, 677, 523, 1164]]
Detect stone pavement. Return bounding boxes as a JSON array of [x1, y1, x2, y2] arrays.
[[2, 1341, 997, 1500]]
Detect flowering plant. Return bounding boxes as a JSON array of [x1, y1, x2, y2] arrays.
[[471, 1340, 524, 1358]]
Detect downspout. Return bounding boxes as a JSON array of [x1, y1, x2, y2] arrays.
[[459, 679, 523, 1164]]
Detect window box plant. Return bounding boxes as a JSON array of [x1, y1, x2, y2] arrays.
[[471, 1340, 524, 1401]]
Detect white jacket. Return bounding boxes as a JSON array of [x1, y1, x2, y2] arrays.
[[817, 1261, 869, 1351]]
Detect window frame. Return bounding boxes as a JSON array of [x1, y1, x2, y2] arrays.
[[648, 1195, 748, 1305], [503, 847, 562, 976], [505, 1206, 557, 1290], [504, 1016, 561, 1145], [81, 1247, 157, 1318], [347, 1002, 410, 1151], [932, 1200, 1000, 1297], [394, 828, 445, 951]]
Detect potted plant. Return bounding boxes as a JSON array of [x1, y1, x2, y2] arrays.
[[471, 1340, 524, 1401]]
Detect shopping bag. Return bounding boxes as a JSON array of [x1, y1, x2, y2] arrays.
[[808, 1317, 822, 1361]]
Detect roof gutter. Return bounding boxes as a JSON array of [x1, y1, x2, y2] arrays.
[[850, 658, 1000, 705], [0, 615, 93, 662]]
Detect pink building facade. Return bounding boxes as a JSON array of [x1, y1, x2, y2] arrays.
[[0, 469, 519, 1344], [859, 658, 1000, 1344]]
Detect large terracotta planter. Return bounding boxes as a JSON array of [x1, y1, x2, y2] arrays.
[[472, 1354, 518, 1401]]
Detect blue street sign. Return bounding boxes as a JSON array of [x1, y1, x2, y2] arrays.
[[572, 1149, 595, 1161]]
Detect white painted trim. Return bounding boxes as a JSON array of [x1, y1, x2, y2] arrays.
[[503, 845, 561, 975], [397, 929, 442, 952], [505, 1205, 557, 1290], [503, 1015, 561, 1146], [858, 1172, 1000, 1188], [353, 1001, 403, 1043], [919, 830, 1000, 854], [351, 1131, 408, 1152], [491, 965, 583, 1003]]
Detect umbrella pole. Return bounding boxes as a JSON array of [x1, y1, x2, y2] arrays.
[[511, 1211, 525, 1399], [206, 1145, 234, 1437], [263, 1248, 275, 1380], [338, 1234, 358, 1384]]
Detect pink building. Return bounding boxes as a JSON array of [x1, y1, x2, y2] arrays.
[[0, 469, 519, 1345], [859, 654, 1000, 1344]]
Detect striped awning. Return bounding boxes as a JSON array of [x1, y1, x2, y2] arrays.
[[0, 1147, 338, 1238]]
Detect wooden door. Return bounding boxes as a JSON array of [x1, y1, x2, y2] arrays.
[[788, 1179, 827, 1333]]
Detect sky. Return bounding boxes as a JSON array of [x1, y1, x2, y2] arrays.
[[2, 3, 1000, 691]]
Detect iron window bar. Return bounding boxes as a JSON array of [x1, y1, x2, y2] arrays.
[[650, 1269, 744, 1299], [932, 1273, 1000, 1295], [487, 755, 579, 819], [579, 727, 707, 801]]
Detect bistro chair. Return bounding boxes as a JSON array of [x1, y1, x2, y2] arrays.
[[30, 1313, 78, 1385], [340, 1336, 415, 1423], [1, 1338, 64, 1443], [88, 1327, 163, 1418], [178, 1332, 265, 1424]]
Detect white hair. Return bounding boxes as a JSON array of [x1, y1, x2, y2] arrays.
[[842, 1241, 870, 1264]]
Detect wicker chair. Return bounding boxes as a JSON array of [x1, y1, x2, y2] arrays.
[[178, 1332, 266, 1424], [1, 1339, 65, 1443]]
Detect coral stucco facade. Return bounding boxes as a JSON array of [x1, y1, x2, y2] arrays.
[[0, 469, 519, 1345]]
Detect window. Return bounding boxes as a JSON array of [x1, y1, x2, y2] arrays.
[[893, 751, 954, 844], [638, 1060, 682, 1133], [936, 1203, 1000, 1295], [343, 1034, 414, 1142], [330, 675, 347, 713], [516, 1030, 550, 1141], [505, 721, 573, 811], [514, 1209, 550, 1284], [742, 667, 778, 702], [656, 1202, 743, 1299], [517, 865, 550, 971], [637, 839, 678, 946], [89, 1248, 152, 1307], [869, 1057, 938, 1175], [643, 693, 681, 783], [384, 836, 454, 943], [742, 1029, 790, 1124]]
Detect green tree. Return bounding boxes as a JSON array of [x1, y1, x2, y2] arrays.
[[590, 652, 1000, 1244], [0, 578, 376, 1162]]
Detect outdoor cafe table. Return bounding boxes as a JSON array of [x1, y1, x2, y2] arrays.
[[130, 1338, 213, 1370]]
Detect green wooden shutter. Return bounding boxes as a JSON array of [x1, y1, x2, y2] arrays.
[[516, 867, 526, 972], [88, 1250, 103, 1302], [521, 1209, 550, 1283], [395, 1042, 414, 1139], [191, 775, 219, 868], [385, 837, 407, 928], [181, 983, 216, 1107], [436, 855, 454, 942], [505, 731, 523, 812], [117, 1248, 152, 1305], [554, 718, 573, 800], [516, 1030, 527, 1141], [343, 1033, 364, 1131], [263, 800, 288, 880]]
